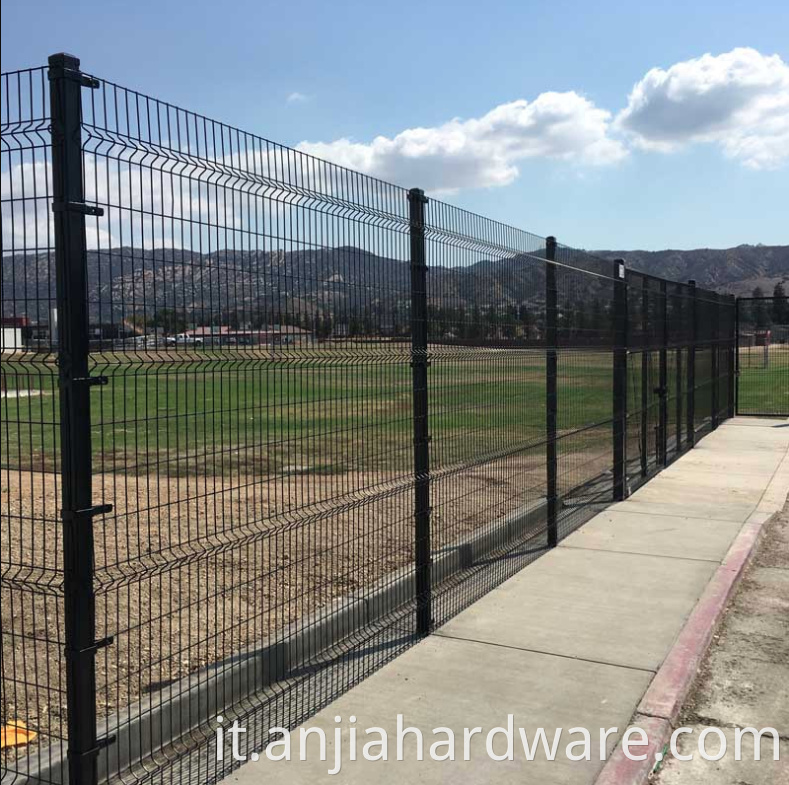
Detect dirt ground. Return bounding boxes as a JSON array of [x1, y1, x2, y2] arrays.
[[653, 499, 789, 784], [1, 444, 612, 760]]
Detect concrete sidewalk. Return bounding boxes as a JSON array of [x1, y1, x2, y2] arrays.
[[222, 418, 789, 785]]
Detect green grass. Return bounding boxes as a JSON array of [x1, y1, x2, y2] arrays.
[[2, 348, 614, 476], [737, 347, 789, 416]]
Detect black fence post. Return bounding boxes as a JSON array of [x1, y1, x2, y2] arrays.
[[545, 236, 558, 547], [49, 52, 109, 785], [408, 187, 432, 636], [732, 295, 739, 417], [686, 280, 697, 447], [711, 293, 720, 429], [675, 345, 683, 454], [658, 279, 668, 464], [640, 277, 648, 478], [613, 259, 628, 501]]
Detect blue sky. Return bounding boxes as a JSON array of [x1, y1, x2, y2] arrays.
[[2, 0, 788, 251]]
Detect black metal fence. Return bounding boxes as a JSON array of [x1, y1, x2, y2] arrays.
[[2, 55, 737, 785], [736, 296, 789, 417]]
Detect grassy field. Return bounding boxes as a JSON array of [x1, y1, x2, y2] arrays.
[[6, 345, 777, 477], [1, 346, 614, 476], [736, 346, 789, 416], [9, 344, 775, 757]]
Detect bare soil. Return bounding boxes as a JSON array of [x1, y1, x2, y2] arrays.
[[653, 499, 789, 784], [1, 445, 611, 759]]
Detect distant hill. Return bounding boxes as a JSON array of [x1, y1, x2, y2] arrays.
[[595, 244, 789, 296], [3, 243, 787, 325]]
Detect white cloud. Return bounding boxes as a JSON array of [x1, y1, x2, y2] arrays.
[[616, 47, 789, 169], [297, 91, 627, 193], [286, 92, 309, 104]]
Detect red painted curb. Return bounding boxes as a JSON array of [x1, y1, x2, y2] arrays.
[[721, 517, 767, 573], [594, 714, 671, 785], [637, 515, 765, 723], [593, 510, 771, 785]]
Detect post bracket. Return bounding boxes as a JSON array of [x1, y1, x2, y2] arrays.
[[52, 201, 104, 217], [61, 503, 113, 522], [48, 65, 100, 89], [71, 734, 117, 762], [66, 636, 114, 658], [72, 375, 109, 386]]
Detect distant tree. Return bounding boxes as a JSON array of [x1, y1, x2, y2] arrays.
[[456, 306, 469, 339], [315, 313, 333, 340], [574, 299, 589, 341], [751, 287, 769, 330], [502, 305, 518, 339], [223, 309, 241, 329], [485, 307, 501, 339], [772, 281, 789, 324], [561, 299, 575, 341], [469, 305, 484, 340], [152, 308, 187, 335], [518, 304, 533, 338], [127, 313, 148, 332]]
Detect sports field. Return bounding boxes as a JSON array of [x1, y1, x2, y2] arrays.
[[2, 344, 619, 748], [5, 342, 766, 757], [1, 345, 614, 476], [736, 345, 789, 416]]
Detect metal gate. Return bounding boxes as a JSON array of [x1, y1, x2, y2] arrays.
[[736, 295, 789, 417]]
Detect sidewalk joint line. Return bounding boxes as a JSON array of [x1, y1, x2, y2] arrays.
[[557, 544, 722, 564], [432, 632, 657, 675], [605, 507, 749, 525], [613, 506, 755, 524], [753, 440, 789, 514]]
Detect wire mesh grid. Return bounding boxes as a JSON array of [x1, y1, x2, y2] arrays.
[[736, 296, 789, 416], [1, 59, 740, 785], [1, 66, 68, 785]]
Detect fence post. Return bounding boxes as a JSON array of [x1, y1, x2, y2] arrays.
[[408, 187, 432, 636], [545, 236, 558, 546], [613, 259, 628, 501], [658, 279, 668, 464], [732, 295, 739, 417], [640, 277, 648, 477], [686, 280, 697, 447], [675, 344, 683, 454], [711, 293, 720, 429], [49, 52, 109, 785]]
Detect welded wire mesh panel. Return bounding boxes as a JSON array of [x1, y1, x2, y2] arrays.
[[737, 296, 789, 416], [717, 296, 735, 422], [551, 244, 616, 536], [420, 213, 623, 627], [625, 272, 664, 482], [666, 282, 691, 460], [422, 202, 549, 625], [1, 68, 66, 784], [694, 288, 725, 436], [72, 76, 418, 785], [2, 57, 742, 785]]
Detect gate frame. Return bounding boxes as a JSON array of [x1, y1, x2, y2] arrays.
[[735, 295, 788, 418]]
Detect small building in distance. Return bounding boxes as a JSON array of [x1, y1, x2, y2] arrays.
[[188, 324, 314, 347], [1, 316, 28, 351]]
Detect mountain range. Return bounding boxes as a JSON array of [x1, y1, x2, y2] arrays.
[[596, 244, 789, 296], [2, 244, 787, 325]]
